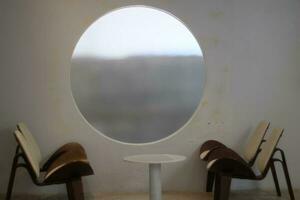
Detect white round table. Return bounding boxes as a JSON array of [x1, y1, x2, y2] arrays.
[[124, 154, 186, 200]]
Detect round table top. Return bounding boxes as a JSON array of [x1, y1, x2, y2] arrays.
[[123, 154, 186, 164]]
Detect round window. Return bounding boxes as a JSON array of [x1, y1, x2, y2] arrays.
[[71, 6, 205, 144]]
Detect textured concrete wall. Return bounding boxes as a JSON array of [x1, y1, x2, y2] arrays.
[[0, 0, 299, 195]]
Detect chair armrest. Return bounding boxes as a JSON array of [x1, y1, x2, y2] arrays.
[[44, 160, 94, 184], [43, 145, 94, 184], [207, 155, 256, 179], [206, 147, 246, 163], [199, 140, 227, 160], [41, 142, 85, 172]]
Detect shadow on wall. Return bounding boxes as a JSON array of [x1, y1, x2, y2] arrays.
[[163, 147, 207, 191], [0, 127, 18, 192]]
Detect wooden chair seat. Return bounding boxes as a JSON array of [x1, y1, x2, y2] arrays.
[[206, 148, 248, 168], [43, 142, 94, 184], [207, 151, 257, 179]]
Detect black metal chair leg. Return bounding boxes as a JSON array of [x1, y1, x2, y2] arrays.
[[206, 171, 215, 192], [6, 146, 20, 200], [277, 149, 295, 200], [270, 161, 281, 196]]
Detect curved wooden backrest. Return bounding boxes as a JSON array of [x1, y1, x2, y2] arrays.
[[17, 122, 42, 164], [14, 130, 40, 178], [243, 121, 270, 162], [256, 128, 284, 173]]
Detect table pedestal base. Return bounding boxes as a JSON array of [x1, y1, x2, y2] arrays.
[[149, 163, 161, 200]]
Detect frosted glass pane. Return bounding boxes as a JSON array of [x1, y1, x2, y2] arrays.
[[71, 6, 205, 143]]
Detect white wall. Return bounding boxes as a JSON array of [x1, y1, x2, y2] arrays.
[[0, 0, 299, 195]]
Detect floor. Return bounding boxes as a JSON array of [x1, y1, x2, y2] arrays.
[[1, 190, 298, 200]]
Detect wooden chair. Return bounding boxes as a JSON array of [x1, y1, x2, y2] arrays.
[[6, 123, 94, 200], [199, 121, 270, 191], [207, 128, 295, 200]]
